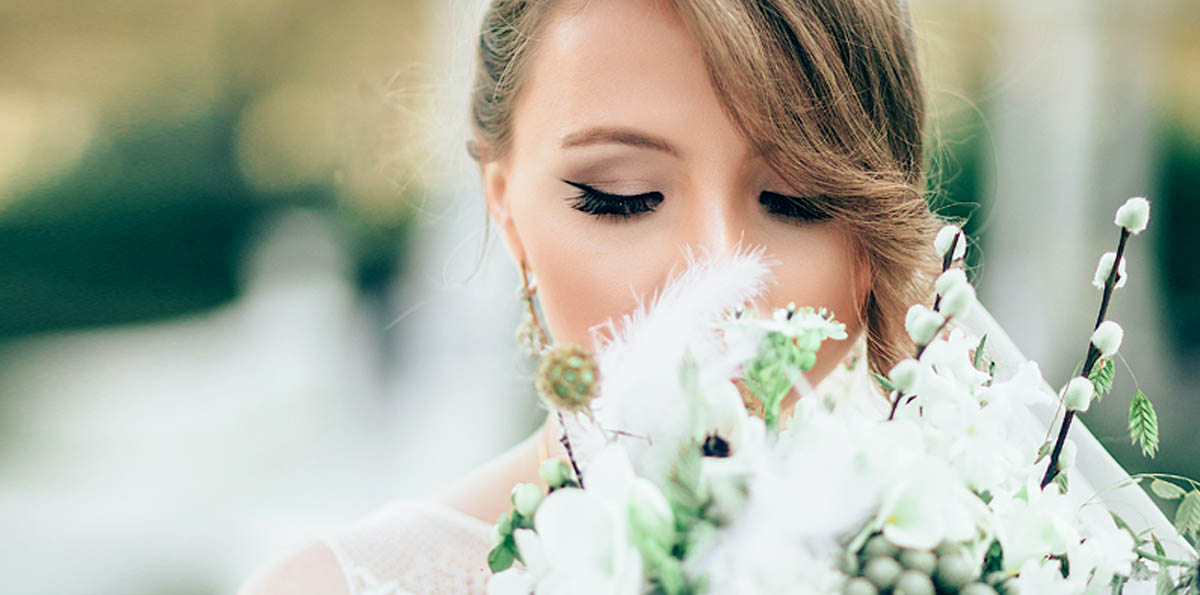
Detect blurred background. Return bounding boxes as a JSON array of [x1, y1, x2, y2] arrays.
[[0, 0, 1195, 592]]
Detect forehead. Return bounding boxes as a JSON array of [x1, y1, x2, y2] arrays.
[[511, 0, 753, 163]]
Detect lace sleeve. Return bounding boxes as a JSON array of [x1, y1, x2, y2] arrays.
[[319, 498, 496, 595]]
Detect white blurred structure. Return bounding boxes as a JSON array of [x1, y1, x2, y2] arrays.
[[0, 204, 534, 594]]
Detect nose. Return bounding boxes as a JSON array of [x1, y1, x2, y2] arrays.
[[674, 190, 748, 260]]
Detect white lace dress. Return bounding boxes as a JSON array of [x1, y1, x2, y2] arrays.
[[321, 498, 494, 595]]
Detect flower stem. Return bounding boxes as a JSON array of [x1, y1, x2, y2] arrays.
[[1040, 227, 1131, 489], [557, 411, 585, 489], [1135, 548, 1194, 568]]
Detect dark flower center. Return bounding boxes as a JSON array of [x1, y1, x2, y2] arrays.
[[702, 433, 731, 458]]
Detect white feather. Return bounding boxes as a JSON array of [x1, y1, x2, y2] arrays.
[[562, 245, 777, 483]]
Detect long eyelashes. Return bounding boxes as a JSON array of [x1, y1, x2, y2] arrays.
[[758, 191, 833, 223], [562, 180, 832, 224], [563, 180, 664, 221]]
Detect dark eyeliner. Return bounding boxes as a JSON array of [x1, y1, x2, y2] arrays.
[[562, 179, 664, 221], [759, 191, 833, 223]]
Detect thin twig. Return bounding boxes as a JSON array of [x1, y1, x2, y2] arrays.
[[557, 411, 585, 489]]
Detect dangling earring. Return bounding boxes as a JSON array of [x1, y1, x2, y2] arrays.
[[517, 261, 550, 357]]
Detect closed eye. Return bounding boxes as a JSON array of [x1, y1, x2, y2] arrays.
[[759, 191, 833, 223], [562, 180, 664, 221]]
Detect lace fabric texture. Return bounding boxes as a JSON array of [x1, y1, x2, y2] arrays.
[[321, 498, 494, 595]]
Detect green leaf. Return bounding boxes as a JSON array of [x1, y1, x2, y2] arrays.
[[1089, 358, 1116, 401], [1151, 479, 1187, 500], [1129, 390, 1160, 459], [871, 372, 895, 394], [1156, 567, 1174, 595], [974, 334, 988, 370], [1152, 533, 1167, 557], [1053, 471, 1070, 494], [487, 543, 516, 573], [1175, 491, 1200, 538], [1036, 441, 1053, 463]]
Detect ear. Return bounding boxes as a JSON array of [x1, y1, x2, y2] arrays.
[[482, 156, 529, 268], [854, 251, 874, 323]]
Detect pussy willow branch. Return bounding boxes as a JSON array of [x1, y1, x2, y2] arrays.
[[1040, 227, 1132, 489], [887, 231, 961, 421]]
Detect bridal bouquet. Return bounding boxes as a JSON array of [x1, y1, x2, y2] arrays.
[[487, 197, 1200, 595]]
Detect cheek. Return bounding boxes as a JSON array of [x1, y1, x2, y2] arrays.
[[760, 225, 867, 383], [508, 183, 671, 349]]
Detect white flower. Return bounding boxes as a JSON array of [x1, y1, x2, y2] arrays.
[[1090, 321, 1123, 357], [1114, 196, 1150, 234], [873, 461, 986, 550], [905, 304, 945, 346], [934, 225, 967, 261], [992, 479, 1080, 572], [940, 282, 976, 319], [1062, 377, 1094, 412], [976, 361, 1056, 407], [1012, 557, 1079, 594], [494, 444, 646, 595], [935, 268, 968, 296], [1092, 252, 1127, 290], [889, 359, 920, 393], [1068, 522, 1137, 588]]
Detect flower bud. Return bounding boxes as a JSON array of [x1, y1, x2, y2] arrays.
[[842, 577, 878, 595], [935, 269, 968, 296], [1092, 252, 1127, 290], [940, 283, 976, 319], [905, 305, 945, 346], [934, 225, 967, 261], [889, 359, 921, 393], [1059, 439, 1078, 471], [539, 458, 572, 489], [1090, 320, 1124, 357], [510, 483, 543, 517], [494, 511, 513, 544], [1114, 196, 1150, 234], [1062, 377, 1095, 412]]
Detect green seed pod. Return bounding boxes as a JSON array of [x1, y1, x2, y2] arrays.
[[863, 557, 903, 591], [934, 548, 977, 589], [893, 570, 935, 595], [539, 458, 571, 489], [510, 483, 543, 517], [495, 511, 513, 540], [841, 577, 879, 595], [959, 583, 999, 595], [838, 553, 861, 576], [899, 549, 937, 575], [535, 343, 599, 415], [862, 535, 900, 559]]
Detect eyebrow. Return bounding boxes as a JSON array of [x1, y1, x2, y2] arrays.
[[560, 126, 680, 157]]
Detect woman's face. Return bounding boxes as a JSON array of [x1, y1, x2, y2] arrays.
[[482, 0, 869, 386]]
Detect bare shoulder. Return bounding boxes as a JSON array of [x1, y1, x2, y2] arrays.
[[237, 540, 349, 595]]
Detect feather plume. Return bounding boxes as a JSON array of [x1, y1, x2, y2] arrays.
[[561, 244, 777, 482]]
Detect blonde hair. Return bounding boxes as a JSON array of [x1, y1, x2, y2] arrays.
[[467, 0, 943, 377]]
